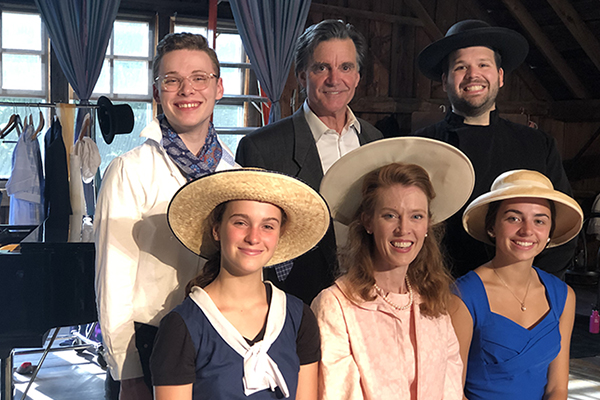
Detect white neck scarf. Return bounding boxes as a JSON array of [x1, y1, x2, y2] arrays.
[[189, 282, 290, 397]]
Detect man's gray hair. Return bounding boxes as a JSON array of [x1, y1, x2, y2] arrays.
[[295, 19, 367, 76]]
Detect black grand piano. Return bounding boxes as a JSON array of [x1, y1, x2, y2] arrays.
[[0, 219, 97, 400]]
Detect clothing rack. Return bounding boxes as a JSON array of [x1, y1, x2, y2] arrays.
[[0, 101, 99, 109], [0, 101, 99, 144]]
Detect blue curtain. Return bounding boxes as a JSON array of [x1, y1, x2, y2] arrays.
[[34, 0, 120, 216], [33, 0, 120, 102], [229, 0, 311, 123]]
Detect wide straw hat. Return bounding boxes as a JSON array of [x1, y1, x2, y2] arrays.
[[320, 137, 475, 226], [417, 19, 529, 81], [463, 169, 583, 247], [167, 169, 330, 266]]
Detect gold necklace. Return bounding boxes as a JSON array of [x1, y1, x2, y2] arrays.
[[492, 268, 532, 312], [374, 278, 413, 311]]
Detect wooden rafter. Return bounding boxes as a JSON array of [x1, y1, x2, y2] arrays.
[[309, 4, 423, 26], [501, 0, 590, 99], [545, 0, 600, 74], [401, 0, 443, 41], [350, 96, 551, 115]]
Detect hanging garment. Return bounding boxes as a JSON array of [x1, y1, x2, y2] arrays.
[[73, 136, 101, 184], [44, 119, 72, 222], [6, 124, 44, 225]]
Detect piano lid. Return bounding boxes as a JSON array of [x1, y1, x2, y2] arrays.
[[0, 216, 96, 359]]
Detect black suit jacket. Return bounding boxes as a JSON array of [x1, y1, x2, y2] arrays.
[[236, 107, 383, 303]]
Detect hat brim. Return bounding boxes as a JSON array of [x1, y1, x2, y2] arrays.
[[463, 186, 583, 247], [417, 27, 529, 81], [320, 137, 475, 226], [167, 169, 330, 266]]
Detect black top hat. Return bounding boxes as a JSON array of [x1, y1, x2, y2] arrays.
[[97, 96, 135, 145], [417, 19, 529, 81]]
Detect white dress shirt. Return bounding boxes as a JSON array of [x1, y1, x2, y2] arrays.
[[94, 118, 237, 380], [303, 101, 361, 174]]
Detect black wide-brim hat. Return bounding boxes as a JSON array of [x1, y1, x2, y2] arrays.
[[97, 96, 135, 145], [417, 19, 529, 81]]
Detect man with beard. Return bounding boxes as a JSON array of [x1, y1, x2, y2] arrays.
[[414, 20, 575, 279]]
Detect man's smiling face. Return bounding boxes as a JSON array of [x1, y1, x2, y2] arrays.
[[442, 46, 504, 119], [153, 49, 223, 137], [298, 38, 361, 121]]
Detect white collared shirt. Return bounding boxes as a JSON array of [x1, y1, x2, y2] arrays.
[[303, 101, 361, 174], [94, 118, 238, 380]]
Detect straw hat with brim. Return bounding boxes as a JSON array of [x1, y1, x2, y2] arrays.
[[417, 19, 529, 81], [320, 137, 475, 226], [167, 169, 330, 266], [463, 169, 583, 247]]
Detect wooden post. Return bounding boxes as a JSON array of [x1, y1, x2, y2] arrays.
[[208, 0, 217, 49]]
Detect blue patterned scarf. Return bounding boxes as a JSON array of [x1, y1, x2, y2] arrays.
[[159, 114, 222, 181]]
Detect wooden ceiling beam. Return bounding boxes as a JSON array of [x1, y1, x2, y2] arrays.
[[501, 0, 590, 99], [401, 0, 443, 41], [350, 96, 551, 116], [545, 0, 600, 73], [551, 99, 600, 121], [309, 4, 423, 26]]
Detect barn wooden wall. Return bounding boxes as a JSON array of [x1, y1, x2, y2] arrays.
[[278, 0, 600, 202]]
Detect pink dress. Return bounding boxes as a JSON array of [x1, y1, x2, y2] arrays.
[[311, 277, 463, 400]]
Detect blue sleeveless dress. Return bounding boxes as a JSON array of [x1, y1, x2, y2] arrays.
[[455, 267, 567, 400]]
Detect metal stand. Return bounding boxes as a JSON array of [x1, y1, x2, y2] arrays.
[[2, 324, 101, 400], [17, 329, 59, 400], [1, 352, 13, 400]]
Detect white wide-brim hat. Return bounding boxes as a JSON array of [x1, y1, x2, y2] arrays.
[[463, 169, 583, 247], [320, 137, 475, 225], [167, 169, 330, 266]]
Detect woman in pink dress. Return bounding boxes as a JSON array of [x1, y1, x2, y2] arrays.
[[312, 137, 475, 399]]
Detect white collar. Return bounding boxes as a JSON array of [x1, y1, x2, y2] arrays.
[[303, 101, 361, 142]]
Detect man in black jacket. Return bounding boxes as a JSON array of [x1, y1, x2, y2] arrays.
[[415, 19, 575, 278], [236, 20, 382, 303]]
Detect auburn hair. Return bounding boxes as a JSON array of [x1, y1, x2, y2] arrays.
[[338, 162, 454, 317]]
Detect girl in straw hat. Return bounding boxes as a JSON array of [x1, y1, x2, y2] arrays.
[[452, 169, 583, 400], [312, 137, 475, 399], [149, 169, 331, 400]]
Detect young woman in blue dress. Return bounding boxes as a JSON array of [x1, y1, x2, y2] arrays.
[[149, 169, 330, 400], [450, 169, 583, 400]]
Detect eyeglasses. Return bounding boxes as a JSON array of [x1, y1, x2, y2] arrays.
[[155, 72, 219, 92]]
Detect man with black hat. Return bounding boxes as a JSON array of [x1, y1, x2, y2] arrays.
[[95, 33, 237, 400], [415, 19, 575, 279]]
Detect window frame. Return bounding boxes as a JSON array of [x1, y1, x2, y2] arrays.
[[0, 9, 49, 99], [87, 14, 155, 103]]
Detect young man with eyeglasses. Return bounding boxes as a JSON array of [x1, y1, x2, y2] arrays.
[[95, 33, 236, 400]]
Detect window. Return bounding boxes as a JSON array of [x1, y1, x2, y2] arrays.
[[174, 21, 262, 154], [91, 19, 154, 175], [0, 11, 49, 179]]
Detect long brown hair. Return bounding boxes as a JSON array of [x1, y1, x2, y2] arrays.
[[185, 201, 288, 295], [185, 202, 227, 295], [339, 163, 454, 317]]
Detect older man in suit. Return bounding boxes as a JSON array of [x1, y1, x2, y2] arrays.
[[236, 19, 382, 303]]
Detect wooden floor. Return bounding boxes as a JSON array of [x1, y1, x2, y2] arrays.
[[8, 334, 600, 400], [569, 358, 600, 399]]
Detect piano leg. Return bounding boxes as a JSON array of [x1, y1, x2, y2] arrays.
[[1, 352, 13, 400]]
